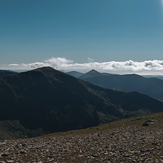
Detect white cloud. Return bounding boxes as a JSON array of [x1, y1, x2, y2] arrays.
[[1, 57, 163, 75], [87, 58, 95, 62]]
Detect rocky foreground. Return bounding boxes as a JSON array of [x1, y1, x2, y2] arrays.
[[0, 116, 163, 163]]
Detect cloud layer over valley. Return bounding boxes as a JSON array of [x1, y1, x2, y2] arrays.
[[1, 57, 163, 75]]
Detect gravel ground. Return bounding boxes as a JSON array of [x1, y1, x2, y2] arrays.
[[0, 125, 163, 163]]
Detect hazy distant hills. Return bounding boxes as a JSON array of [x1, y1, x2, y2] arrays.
[[80, 69, 163, 100], [143, 75, 163, 80], [67, 71, 83, 78], [0, 67, 163, 139], [0, 70, 17, 77]]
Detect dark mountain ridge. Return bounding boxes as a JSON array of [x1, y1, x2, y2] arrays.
[[0, 67, 163, 138]]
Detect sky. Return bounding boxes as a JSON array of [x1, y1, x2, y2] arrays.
[[0, 0, 163, 74]]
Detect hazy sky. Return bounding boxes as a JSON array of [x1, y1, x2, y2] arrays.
[[0, 0, 163, 74]]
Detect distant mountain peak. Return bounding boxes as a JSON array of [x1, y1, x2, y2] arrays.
[[27, 67, 60, 75], [88, 69, 100, 75], [79, 69, 101, 79], [33, 66, 55, 72]]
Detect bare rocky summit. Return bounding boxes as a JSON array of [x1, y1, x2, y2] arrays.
[[0, 113, 163, 163]]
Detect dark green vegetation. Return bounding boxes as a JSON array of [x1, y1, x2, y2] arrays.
[[80, 69, 163, 100], [0, 67, 163, 139]]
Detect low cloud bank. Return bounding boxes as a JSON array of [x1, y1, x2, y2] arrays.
[[2, 57, 163, 75]]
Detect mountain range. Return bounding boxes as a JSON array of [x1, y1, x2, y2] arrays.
[[0, 67, 163, 138], [79, 69, 163, 100]]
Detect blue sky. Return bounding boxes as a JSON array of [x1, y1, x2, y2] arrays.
[[0, 0, 163, 74]]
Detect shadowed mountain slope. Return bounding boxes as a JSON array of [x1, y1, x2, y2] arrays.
[[80, 70, 163, 100], [0, 67, 163, 138]]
